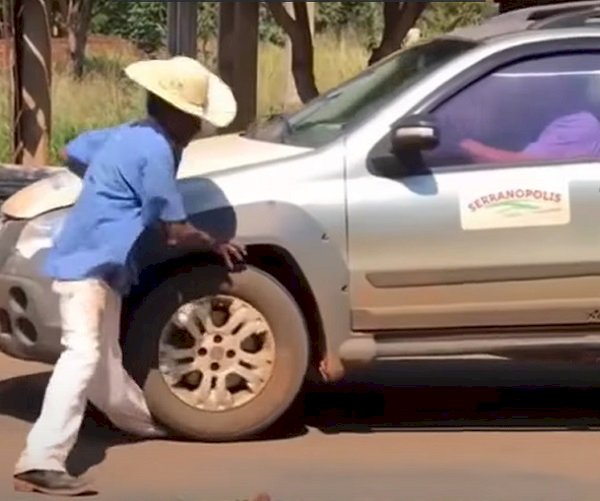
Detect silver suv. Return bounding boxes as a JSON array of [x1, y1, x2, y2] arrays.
[[2, 2, 600, 441]]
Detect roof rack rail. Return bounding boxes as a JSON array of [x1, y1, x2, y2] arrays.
[[526, 2, 600, 20], [529, 5, 600, 28], [488, 1, 600, 25], [450, 1, 600, 40]]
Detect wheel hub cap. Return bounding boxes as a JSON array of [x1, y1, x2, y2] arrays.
[[210, 346, 224, 361], [158, 296, 276, 412]]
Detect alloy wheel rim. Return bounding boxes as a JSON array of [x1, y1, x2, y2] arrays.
[[158, 295, 275, 412]]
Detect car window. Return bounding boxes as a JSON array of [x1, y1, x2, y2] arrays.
[[422, 51, 600, 168], [247, 38, 478, 149]]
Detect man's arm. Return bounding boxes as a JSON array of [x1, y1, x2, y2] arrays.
[[161, 221, 245, 269], [142, 151, 245, 268], [64, 127, 117, 164], [161, 221, 216, 249], [460, 113, 600, 164], [62, 127, 119, 177], [460, 139, 536, 164]]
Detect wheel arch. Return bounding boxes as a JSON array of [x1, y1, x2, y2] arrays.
[[123, 243, 340, 382], [123, 198, 349, 382]]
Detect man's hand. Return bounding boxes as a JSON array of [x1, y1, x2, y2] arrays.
[[460, 138, 491, 162], [210, 241, 247, 270], [162, 221, 246, 269]]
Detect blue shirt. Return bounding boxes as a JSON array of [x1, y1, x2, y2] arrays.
[[45, 120, 187, 294]]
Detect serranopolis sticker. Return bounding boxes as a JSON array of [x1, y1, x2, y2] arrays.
[[460, 181, 571, 231]]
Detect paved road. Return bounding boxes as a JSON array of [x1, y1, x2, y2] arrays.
[[1, 353, 600, 501]]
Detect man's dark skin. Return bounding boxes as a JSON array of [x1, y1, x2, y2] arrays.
[[61, 93, 246, 268], [146, 92, 246, 266]]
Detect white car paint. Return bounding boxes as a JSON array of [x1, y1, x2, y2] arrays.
[[1, 133, 311, 220]]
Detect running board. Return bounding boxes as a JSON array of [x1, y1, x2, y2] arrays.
[[339, 331, 600, 364]]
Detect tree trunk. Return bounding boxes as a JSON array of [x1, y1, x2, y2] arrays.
[[283, 2, 315, 109], [53, 0, 68, 36], [66, 0, 92, 78], [269, 2, 318, 104], [217, 2, 259, 133], [369, 2, 426, 66], [290, 2, 318, 103]]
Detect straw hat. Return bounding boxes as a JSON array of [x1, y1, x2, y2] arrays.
[[124, 56, 237, 128]]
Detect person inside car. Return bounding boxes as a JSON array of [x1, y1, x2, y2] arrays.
[[459, 72, 600, 164], [460, 110, 600, 163]]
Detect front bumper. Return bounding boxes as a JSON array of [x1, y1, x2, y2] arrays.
[[0, 220, 61, 364]]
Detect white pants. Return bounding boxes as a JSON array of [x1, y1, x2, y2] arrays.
[[15, 279, 163, 475]]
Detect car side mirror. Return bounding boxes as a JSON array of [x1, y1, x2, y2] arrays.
[[390, 114, 439, 154]]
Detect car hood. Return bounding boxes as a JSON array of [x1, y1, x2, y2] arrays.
[[2, 134, 311, 219]]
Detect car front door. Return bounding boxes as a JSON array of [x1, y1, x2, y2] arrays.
[[346, 46, 600, 333]]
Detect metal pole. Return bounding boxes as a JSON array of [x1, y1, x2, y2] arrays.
[[218, 2, 258, 132], [167, 1, 198, 58]]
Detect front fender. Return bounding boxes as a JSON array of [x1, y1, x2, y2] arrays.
[[171, 155, 351, 360], [212, 200, 350, 359], [179, 202, 348, 365]]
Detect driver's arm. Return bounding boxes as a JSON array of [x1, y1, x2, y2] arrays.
[[460, 139, 536, 164]]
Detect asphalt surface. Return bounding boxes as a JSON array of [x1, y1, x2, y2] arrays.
[[1, 353, 600, 501]]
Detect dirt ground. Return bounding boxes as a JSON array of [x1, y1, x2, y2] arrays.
[[1, 353, 600, 501]]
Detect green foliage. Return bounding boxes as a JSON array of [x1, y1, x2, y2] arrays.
[[90, 1, 286, 52], [87, 1, 490, 54], [316, 2, 382, 48], [90, 0, 132, 39], [91, 0, 166, 54], [259, 4, 286, 46], [417, 1, 497, 39], [126, 2, 167, 54], [198, 2, 218, 44]]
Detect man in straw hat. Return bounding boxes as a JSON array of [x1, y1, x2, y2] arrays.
[[13, 56, 248, 497]]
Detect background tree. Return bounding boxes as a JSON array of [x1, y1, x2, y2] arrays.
[[268, 2, 319, 103], [91, 0, 165, 54], [283, 2, 315, 109], [47, 1, 94, 77], [268, 1, 428, 102], [64, 0, 93, 78], [418, 1, 496, 38], [368, 2, 426, 65], [17, 1, 498, 107]]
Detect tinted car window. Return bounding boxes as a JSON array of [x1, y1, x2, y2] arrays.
[[423, 51, 600, 168], [248, 38, 477, 149]]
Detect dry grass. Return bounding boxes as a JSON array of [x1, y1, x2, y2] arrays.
[[258, 32, 369, 116], [0, 32, 368, 164]]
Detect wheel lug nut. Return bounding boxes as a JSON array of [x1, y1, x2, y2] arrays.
[[226, 350, 236, 358], [198, 348, 207, 356], [214, 335, 223, 343], [211, 362, 220, 371]]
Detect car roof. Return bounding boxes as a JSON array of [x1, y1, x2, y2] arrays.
[[450, 0, 600, 42]]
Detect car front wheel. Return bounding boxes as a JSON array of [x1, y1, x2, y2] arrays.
[[122, 264, 310, 442]]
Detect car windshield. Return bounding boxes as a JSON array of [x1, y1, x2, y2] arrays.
[[247, 38, 478, 148]]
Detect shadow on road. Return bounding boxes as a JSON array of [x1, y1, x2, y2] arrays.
[[0, 370, 156, 475], [303, 360, 600, 434], [1, 360, 599, 474]]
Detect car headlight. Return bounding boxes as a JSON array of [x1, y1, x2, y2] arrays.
[[15, 210, 67, 259]]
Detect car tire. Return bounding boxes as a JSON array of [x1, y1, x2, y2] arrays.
[[122, 264, 310, 442]]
